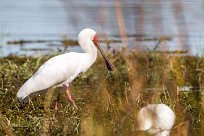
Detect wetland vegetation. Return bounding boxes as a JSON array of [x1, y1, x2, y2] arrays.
[[0, 49, 203, 135]]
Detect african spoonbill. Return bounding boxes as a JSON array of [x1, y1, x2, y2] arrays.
[[17, 28, 114, 109], [138, 104, 175, 136]]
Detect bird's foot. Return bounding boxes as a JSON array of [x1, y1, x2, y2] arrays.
[[67, 95, 78, 110], [54, 100, 59, 111], [72, 102, 79, 110], [65, 87, 78, 110]]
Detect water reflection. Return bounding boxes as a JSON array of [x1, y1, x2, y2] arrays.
[[0, 0, 204, 56]]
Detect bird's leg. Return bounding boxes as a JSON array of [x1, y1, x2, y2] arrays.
[[54, 94, 60, 111], [65, 86, 78, 109]]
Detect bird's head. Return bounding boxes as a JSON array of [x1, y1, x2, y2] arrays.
[[137, 106, 153, 131], [78, 28, 114, 71]]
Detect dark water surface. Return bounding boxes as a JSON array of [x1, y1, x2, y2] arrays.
[[0, 0, 204, 56]]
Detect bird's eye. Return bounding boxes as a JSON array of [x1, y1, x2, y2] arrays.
[[92, 34, 98, 44]]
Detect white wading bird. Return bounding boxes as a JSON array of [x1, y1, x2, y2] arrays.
[[138, 104, 175, 136], [17, 28, 114, 109]]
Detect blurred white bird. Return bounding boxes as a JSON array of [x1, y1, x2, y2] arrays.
[[137, 104, 175, 136], [17, 28, 114, 109]]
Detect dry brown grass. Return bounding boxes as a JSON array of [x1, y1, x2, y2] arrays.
[[0, 51, 203, 135]]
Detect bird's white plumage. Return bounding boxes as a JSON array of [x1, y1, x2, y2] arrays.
[[138, 104, 175, 136], [17, 28, 98, 101]]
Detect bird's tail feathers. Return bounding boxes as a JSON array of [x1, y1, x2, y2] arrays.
[[16, 79, 32, 105]]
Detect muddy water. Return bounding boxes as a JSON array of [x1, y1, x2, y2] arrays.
[[0, 0, 204, 56]]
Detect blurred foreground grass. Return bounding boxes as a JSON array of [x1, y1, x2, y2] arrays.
[[0, 50, 203, 136]]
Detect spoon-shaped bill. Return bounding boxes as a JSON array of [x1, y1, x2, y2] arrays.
[[94, 42, 114, 71]]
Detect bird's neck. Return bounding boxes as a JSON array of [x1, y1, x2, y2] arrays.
[[86, 48, 97, 64], [82, 41, 98, 64], [79, 51, 97, 73], [79, 41, 98, 72]]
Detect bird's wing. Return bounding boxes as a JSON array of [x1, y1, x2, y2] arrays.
[[17, 52, 80, 100], [154, 104, 175, 130], [34, 53, 75, 76], [32, 52, 80, 87]]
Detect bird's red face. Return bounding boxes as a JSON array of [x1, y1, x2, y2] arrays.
[[92, 34, 114, 71], [93, 34, 99, 45]]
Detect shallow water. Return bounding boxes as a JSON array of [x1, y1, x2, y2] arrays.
[[0, 0, 204, 56]]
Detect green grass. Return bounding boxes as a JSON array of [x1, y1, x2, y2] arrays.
[[0, 51, 203, 136]]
